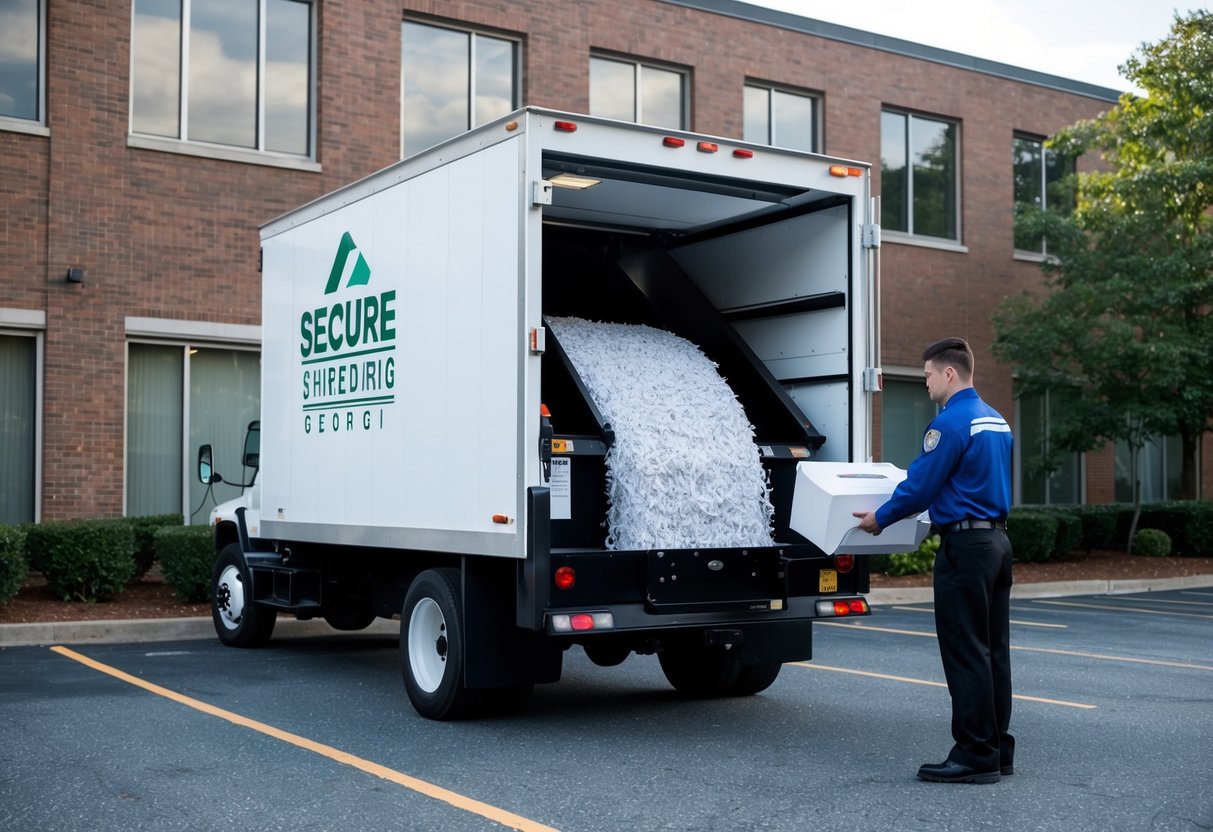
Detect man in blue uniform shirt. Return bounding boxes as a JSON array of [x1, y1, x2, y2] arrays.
[[854, 337, 1014, 784]]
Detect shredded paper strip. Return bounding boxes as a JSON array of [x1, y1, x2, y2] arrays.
[[549, 317, 774, 550]]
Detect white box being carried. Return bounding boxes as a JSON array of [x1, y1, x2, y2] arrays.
[[789, 462, 931, 555], [200, 108, 916, 721]]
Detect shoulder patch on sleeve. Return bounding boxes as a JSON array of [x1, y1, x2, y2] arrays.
[[923, 429, 942, 452]]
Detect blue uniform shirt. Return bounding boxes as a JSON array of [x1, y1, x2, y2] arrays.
[[875, 387, 1012, 528]]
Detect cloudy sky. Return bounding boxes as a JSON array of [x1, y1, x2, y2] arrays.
[[740, 0, 1210, 93]]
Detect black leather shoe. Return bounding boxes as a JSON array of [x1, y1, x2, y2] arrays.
[[917, 760, 1001, 784]]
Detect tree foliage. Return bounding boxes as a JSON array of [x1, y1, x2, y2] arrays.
[[993, 10, 1213, 503]]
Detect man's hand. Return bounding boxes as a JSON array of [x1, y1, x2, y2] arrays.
[[853, 510, 882, 535]]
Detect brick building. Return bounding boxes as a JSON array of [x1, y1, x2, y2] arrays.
[[1, 0, 1207, 524]]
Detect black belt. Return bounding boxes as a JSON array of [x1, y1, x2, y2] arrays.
[[940, 519, 1007, 533]]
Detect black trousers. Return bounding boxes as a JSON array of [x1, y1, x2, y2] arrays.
[[932, 527, 1014, 771]]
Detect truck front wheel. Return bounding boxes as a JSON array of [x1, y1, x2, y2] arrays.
[[400, 568, 476, 720], [211, 544, 276, 647]]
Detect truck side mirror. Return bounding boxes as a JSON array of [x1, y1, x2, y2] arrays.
[[243, 421, 261, 469], [198, 444, 220, 484]]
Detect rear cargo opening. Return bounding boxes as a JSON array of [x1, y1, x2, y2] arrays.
[[537, 155, 858, 552]]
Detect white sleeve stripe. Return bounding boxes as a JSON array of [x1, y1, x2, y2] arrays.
[[971, 416, 1007, 426], [971, 423, 1012, 436]]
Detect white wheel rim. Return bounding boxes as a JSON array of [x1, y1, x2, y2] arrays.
[[408, 597, 448, 694], [215, 564, 245, 630]]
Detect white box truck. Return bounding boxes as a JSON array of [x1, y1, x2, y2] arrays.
[[199, 108, 923, 720]]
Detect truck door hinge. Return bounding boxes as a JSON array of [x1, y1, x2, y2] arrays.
[[532, 179, 553, 207], [862, 224, 881, 249], [862, 368, 883, 392]]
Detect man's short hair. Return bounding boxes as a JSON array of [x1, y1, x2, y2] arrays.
[[922, 337, 974, 379]]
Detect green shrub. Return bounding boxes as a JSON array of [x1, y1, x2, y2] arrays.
[[1008, 509, 1059, 563], [155, 525, 216, 602], [883, 534, 940, 576], [127, 513, 184, 579], [0, 525, 29, 605], [1138, 502, 1212, 557], [25, 519, 136, 602], [1072, 504, 1120, 551], [1133, 528, 1172, 558]]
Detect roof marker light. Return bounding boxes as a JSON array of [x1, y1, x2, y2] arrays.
[[663, 137, 686, 148], [553, 120, 578, 132], [733, 148, 754, 159], [829, 165, 849, 177], [697, 141, 718, 153]]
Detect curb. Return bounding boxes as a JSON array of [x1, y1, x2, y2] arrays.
[[866, 573, 1213, 607], [3, 575, 1211, 648], [0, 615, 400, 649]]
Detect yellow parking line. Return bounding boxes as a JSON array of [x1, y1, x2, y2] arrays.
[[50, 646, 559, 832], [1032, 599, 1213, 620], [818, 621, 1210, 670], [789, 662, 1095, 709]]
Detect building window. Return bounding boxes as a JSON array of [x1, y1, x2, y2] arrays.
[[1016, 390, 1081, 505], [401, 20, 519, 157], [0, 333, 37, 523], [590, 55, 686, 129], [881, 109, 959, 240], [0, 0, 42, 123], [744, 83, 818, 152], [127, 343, 260, 520], [880, 377, 938, 469], [130, 0, 314, 156], [1116, 435, 1184, 504], [1013, 133, 1075, 254]]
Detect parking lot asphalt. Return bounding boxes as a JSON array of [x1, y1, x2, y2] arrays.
[[2, 574, 1210, 648]]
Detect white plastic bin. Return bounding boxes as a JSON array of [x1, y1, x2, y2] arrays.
[[789, 461, 930, 555]]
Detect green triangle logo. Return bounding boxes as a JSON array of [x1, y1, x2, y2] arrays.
[[324, 231, 371, 295]]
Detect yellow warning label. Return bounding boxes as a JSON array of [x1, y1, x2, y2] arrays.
[[819, 569, 838, 593], [552, 439, 572, 453]]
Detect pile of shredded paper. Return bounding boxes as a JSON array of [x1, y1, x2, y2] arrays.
[[548, 317, 774, 550]]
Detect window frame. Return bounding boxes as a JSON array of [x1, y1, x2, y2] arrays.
[[400, 17, 522, 158], [743, 80, 821, 153], [127, 0, 318, 166], [589, 52, 689, 130], [880, 107, 962, 244], [878, 371, 939, 470], [0, 317, 44, 523], [1014, 388, 1084, 506], [0, 0, 48, 134], [1012, 131, 1075, 259]]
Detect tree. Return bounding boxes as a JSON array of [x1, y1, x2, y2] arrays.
[[993, 11, 1213, 540]]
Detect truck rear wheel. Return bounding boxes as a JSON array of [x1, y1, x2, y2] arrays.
[[400, 568, 476, 720], [658, 643, 781, 697], [211, 544, 276, 647]]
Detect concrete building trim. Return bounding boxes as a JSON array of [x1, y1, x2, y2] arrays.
[[0, 119, 51, 138], [663, 0, 1124, 103], [125, 317, 262, 346], [126, 136, 323, 174], [0, 308, 47, 329]]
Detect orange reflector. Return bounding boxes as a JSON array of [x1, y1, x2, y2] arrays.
[[828, 165, 849, 177], [505, 121, 519, 132], [570, 613, 595, 631], [554, 120, 577, 132], [834, 554, 854, 574], [663, 137, 685, 148], [733, 148, 754, 159], [697, 141, 718, 153], [540, 403, 551, 418], [848, 167, 863, 177], [554, 566, 576, 590], [491, 514, 511, 524]]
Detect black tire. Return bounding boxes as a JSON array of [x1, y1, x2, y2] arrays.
[[211, 543, 276, 647], [659, 642, 743, 696], [729, 662, 783, 696], [400, 568, 477, 720], [659, 643, 781, 697], [584, 642, 631, 668], [322, 594, 377, 631]]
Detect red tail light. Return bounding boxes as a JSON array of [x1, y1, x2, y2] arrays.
[[554, 566, 576, 590], [834, 554, 854, 574]]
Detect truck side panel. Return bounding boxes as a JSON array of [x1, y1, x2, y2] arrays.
[[260, 137, 527, 557]]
